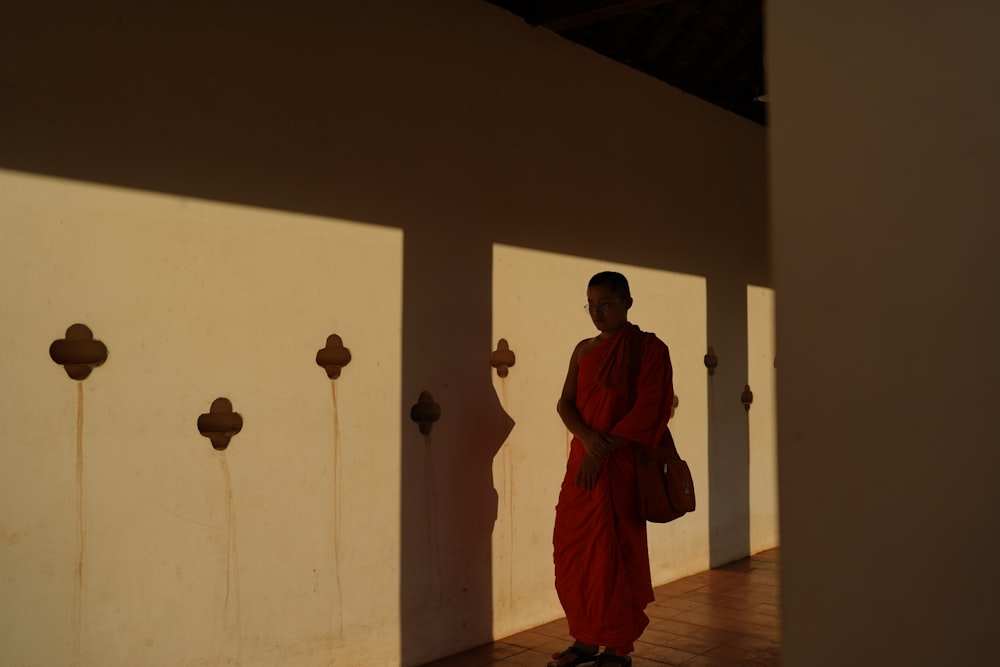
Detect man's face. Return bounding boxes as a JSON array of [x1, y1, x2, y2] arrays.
[[586, 283, 631, 334]]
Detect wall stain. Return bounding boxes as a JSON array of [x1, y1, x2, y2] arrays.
[[73, 381, 85, 665], [316, 333, 350, 655], [157, 503, 217, 529], [423, 435, 442, 602], [220, 454, 243, 665], [329, 380, 344, 643], [2, 528, 29, 546]]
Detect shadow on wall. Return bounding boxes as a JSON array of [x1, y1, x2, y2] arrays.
[[400, 228, 515, 661]]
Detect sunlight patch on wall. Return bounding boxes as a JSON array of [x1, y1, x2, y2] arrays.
[[0, 169, 403, 666], [489, 243, 710, 638], [747, 284, 778, 553]]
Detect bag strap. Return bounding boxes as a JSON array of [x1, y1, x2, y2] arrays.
[[627, 331, 678, 457], [658, 424, 681, 460], [625, 330, 646, 408]]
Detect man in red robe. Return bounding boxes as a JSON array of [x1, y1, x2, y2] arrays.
[[550, 271, 674, 667]]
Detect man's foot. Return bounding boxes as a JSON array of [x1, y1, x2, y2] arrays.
[[547, 643, 599, 667]]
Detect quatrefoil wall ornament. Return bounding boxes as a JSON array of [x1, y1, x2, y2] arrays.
[[49, 324, 108, 380], [410, 391, 441, 436], [704, 346, 718, 376], [316, 334, 352, 379], [197, 398, 243, 451], [490, 339, 516, 378]]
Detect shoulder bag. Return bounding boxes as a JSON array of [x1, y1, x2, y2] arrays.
[[635, 426, 696, 523]]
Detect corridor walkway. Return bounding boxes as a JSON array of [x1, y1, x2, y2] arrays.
[[421, 548, 780, 667]]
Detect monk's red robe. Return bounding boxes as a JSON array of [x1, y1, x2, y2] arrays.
[[553, 323, 674, 652]]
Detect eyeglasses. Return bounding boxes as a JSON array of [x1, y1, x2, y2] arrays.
[[583, 300, 622, 314]]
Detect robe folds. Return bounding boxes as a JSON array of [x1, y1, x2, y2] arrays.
[[553, 323, 674, 652]]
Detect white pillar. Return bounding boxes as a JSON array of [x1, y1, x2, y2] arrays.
[[769, 2, 1000, 665]]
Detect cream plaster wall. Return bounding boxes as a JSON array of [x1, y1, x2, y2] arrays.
[[0, 1, 770, 664], [0, 171, 403, 666], [769, 1, 1000, 664]]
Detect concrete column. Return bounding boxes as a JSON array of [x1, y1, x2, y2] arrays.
[[769, 2, 1000, 665]]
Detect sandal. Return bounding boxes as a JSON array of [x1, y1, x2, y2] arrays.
[[595, 653, 632, 666], [547, 644, 599, 667]]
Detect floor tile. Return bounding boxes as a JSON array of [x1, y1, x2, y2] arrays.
[[419, 548, 781, 667]]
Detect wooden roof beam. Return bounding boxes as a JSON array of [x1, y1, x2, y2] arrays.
[[530, 0, 670, 32]]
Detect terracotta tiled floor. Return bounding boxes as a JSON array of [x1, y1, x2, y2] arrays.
[[420, 548, 780, 667]]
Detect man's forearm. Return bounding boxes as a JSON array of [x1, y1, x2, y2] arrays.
[[557, 398, 593, 442], [558, 398, 618, 460]]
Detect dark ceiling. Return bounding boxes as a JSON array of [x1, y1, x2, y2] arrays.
[[485, 0, 766, 126]]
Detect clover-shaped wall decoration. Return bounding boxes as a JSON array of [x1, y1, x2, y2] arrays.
[[316, 334, 352, 379], [410, 391, 441, 436], [490, 339, 516, 378], [704, 346, 718, 376], [49, 324, 108, 380], [197, 398, 243, 451]]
